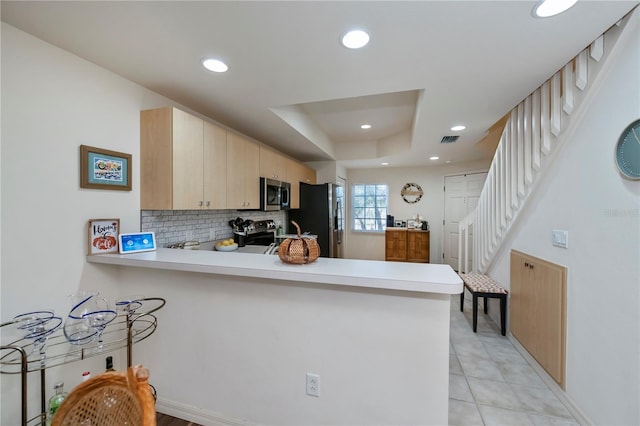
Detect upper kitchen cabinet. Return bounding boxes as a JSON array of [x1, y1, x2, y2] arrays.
[[227, 132, 260, 209], [140, 107, 227, 210], [259, 147, 287, 181], [203, 121, 227, 209], [286, 159, 317, 209]]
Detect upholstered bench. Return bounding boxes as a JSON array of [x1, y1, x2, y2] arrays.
[[459, 273, 508, 336]]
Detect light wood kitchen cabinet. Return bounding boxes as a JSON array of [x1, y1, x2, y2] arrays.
[[142, 106, 313, 211], [385, 228, 430, 262], [510, 250, 567, 387], [203, 121, 227, 209], [141, 107, 227, 210], [260, 147, 287, 181], [286, 159, 317, 209], [227, 132, 260, 209]]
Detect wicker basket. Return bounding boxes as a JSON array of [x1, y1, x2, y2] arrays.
[[51, 365, 156, 426], [278, 220, 320, 264]]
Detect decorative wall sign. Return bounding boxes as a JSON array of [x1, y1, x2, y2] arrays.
[[88, 218, 119, 255], [80, 145, 132, 190], [401, 183, 423, 204]]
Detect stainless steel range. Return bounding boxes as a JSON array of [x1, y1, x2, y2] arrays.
[[231, 219, 276, 247]]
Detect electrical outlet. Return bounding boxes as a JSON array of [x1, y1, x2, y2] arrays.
[[306, 373, 320, 397]]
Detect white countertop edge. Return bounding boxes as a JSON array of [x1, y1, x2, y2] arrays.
[[87, 248, 463, 295]]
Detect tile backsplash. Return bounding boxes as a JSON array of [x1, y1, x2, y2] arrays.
[[141, 210, 286, 247]]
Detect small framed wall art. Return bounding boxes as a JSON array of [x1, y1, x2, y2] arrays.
[[80, 145, 132, 191], [88, 218, 120, 255]]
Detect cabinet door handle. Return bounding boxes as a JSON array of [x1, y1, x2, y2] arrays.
[[199, 201, 203, 207], [206, 201, 210, 207]]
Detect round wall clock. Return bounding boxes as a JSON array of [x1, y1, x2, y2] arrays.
[[616, 119, 640, 180], [401, 183, 423, 204]]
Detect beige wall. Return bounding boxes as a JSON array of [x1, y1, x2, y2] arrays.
[[0, 22, 179, 422], [0, 22, 452, 425], [345, 161, 489, 261], [486, 10, 639, 425]]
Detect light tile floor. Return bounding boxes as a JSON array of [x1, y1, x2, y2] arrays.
[[449, 295, 580, 426]]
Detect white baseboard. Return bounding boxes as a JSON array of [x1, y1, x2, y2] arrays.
[[155, 397, 259, 426], [507, 333, 592, 426]]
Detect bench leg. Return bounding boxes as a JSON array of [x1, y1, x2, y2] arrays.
[[472, 294, 478, 333], [483, 296, 488, 314], [500, 295, 507, 336], [460, 288, 464, 312]]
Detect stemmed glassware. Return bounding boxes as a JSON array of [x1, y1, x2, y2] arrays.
[[63, 290, 116, 349], [64, 291, 99, 345], [13, 310, 62, 366], [81, 298, 117, 351], [115, 295, 144, 319]]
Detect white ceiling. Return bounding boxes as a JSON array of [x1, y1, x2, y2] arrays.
[[2, 1, 637, 168]]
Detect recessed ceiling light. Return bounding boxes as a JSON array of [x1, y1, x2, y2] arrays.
[[451, 125, 466, 131], [533, 0, 578, 18], [341, 30, 370, 49], [429, 156, 439, 161], [361, 124, 372, 129], [381, 162, 389, 166], [202, 58, 228, 73]]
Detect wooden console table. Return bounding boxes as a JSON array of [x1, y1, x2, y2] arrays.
[[385, 228, 430, 263]]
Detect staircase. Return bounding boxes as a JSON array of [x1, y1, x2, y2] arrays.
[[458, 14, 630, 274]]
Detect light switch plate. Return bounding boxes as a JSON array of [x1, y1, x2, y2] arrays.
[[552, 230, 569, 248]]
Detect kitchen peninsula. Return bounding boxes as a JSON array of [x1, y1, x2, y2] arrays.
[[88, 249, 461, 425]]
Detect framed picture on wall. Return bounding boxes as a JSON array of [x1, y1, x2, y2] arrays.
[[88, 218, 120, 255], [80, 145, 132, 191]]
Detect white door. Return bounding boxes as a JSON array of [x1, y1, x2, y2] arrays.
[[443, 173, 487, 271]]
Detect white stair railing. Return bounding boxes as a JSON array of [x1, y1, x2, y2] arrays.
[[458, 14, 630, 274]]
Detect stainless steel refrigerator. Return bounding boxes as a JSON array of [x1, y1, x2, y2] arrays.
[[288, 183, 344, 258]]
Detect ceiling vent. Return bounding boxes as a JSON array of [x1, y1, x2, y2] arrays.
[[440, 135, 460, 144]]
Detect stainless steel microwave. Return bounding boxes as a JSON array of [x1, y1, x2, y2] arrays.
[[260, 177, 290, 211]]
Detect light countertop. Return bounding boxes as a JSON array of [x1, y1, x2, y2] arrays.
[[87, 248, 462, 294]]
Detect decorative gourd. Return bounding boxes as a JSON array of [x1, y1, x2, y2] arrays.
[[278, 221, 320, 264]]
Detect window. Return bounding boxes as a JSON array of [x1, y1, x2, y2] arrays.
[[352, 184, 388, 232]]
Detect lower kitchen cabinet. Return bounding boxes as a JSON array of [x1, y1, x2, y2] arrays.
[[385, 229, 407, 261], [510, 250, 567, 387], [385, 228, 430, 263], [407, 230, 430, 262]]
